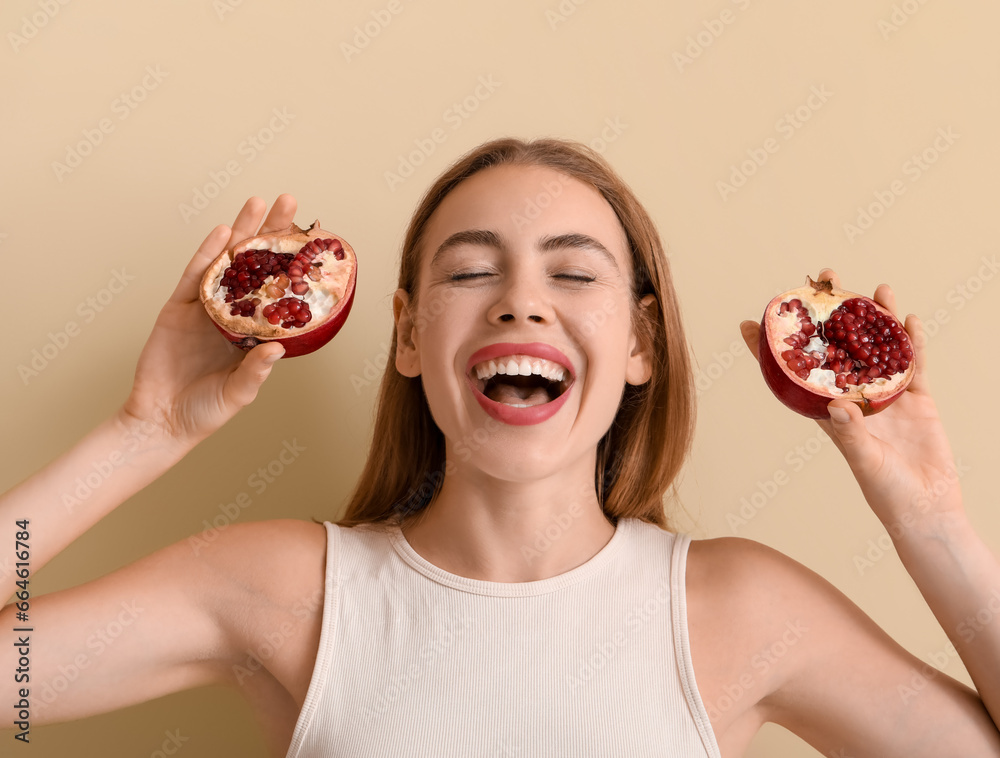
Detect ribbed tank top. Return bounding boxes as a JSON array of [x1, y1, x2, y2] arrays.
[[285, 517, 721, 757]]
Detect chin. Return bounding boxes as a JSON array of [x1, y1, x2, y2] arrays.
[[447, 433, 599, 487]]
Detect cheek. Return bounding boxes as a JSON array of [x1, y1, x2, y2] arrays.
[[412, 286, 464, 337], [575, 295, 628, 342]]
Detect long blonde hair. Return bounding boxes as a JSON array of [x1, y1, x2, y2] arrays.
[[335, 137, 694, 530]]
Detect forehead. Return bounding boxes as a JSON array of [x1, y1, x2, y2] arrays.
[[420, 164, 630, 266]]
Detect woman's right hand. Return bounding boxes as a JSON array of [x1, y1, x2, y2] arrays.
[[119, 194, 297, 449]]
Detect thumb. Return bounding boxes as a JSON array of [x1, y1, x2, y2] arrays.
[[223, 342, 285, 410], [826, 400, 882, 475]]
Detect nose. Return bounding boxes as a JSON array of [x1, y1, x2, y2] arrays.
[[485, 264, 553, 324]]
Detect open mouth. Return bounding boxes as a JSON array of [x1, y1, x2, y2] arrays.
[[471, 355, 572, 408]]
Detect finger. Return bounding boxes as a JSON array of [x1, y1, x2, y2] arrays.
[[873, 283, 899, 318], [171, 224, 231, 304], [258, 194, 298, 235], [222, 342, 285, 410], [825, 399, 884, 476], [228, 197, 268, 247], [740, 320, 761, 362], [816, 268, 841, 288], [904, 313, 931, 395]]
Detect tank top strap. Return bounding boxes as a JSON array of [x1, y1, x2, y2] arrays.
[[670, 533, 723, 758]]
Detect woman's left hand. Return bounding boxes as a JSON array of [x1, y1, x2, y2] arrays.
[[739, 268, 965, 535]]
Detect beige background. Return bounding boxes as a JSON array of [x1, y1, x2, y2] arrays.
[[2, 0, 999, 755]]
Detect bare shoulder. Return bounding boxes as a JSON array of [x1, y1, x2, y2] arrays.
[[686, 536, 839, 623], [684, 538, 819, 743], [187, 519, 329, 701], [3, 518, 330, 733], [685, 537, 999, 756], [188, 517, 328, 593], [686, 535, 886, 700]]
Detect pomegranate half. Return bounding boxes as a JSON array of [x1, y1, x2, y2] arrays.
[[200, 221, 357, 358], [758, 277, 915, 418]]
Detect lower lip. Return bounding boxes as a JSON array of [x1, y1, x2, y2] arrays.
[[466, 376, 573, 426]]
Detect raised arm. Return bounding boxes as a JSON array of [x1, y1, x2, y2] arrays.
[[733, 269, 1000, 749], [0, 195, 295, 608], [0, 196, 336, 749]]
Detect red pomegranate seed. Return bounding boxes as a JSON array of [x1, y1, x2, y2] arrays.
[[266, 297, 312, 329]]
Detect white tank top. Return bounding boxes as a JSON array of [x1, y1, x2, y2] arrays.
[[285, 517, 721, 757]]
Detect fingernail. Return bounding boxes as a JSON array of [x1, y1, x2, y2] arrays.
[[264, 351, 283, 365], [828, 406, 850, 424]]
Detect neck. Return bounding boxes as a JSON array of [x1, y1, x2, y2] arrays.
[[399, 453, 616, 582]]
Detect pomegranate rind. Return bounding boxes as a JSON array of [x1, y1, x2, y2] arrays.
[[758, 278, 914, 419], [199, 221, 357, 358]]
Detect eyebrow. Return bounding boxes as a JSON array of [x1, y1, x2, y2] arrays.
[[538, 233, 620, 273], [430, 229, 504, 268], [430, 229, 620, 273]]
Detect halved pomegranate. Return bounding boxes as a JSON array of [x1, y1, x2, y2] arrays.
[[758, 277, 915, 418], [200, 221, 357, 358]]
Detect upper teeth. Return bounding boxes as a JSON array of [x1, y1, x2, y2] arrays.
[[474, 355, 569, 383]]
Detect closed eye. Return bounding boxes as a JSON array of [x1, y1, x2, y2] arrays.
[[554, 273, 596, 283], [450, 271, 493, 282]]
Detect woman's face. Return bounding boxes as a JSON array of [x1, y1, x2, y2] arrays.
[[394, 164, 654, 482]]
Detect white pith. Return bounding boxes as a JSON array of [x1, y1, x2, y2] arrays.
[[768, 288, 905, 395], [208, 264, 340, 322], [200, 230, 355, 340], [473, 355, 569, 384]]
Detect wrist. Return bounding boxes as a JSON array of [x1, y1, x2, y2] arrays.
[[112, 403, 193, 465], [885, 505, 974, 558]]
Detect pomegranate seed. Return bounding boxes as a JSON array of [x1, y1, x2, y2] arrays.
[[267, 297, 312, 329], [790, 296, 913, 385], [291, 281, 309, 295]]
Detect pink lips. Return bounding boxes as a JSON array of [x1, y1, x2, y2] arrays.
[[465, 342, 576, 426]]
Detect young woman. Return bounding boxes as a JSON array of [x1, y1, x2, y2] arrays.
[[3, 138, 999, 757]]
